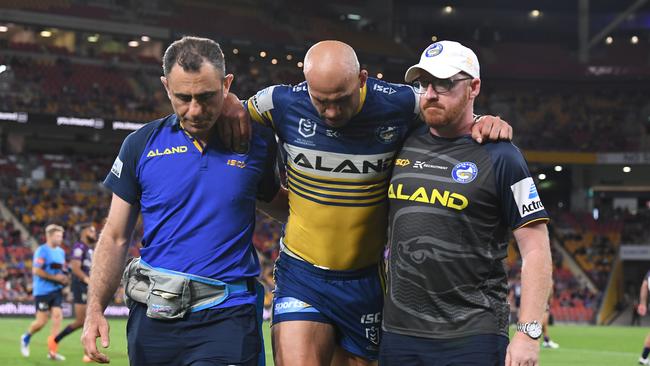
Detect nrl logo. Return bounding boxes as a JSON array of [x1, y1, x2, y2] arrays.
[[299, 118, 317, 138]]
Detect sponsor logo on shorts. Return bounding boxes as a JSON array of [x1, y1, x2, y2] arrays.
[[273, 297, 319, 315], [365, 326, 380, 345], [361, 312, 381, 345]]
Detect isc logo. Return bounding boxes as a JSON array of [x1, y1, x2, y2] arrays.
[[373, 84, 396, 95], [360, 312, 381, 324], [227, 159, 246, 168]]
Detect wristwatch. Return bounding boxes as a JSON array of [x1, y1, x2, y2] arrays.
[[516, 321, 542, 340]]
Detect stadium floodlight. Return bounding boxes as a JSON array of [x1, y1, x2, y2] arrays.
[[605, 36, 613, 45], [431, 35, 438, 42], [259, 51, 267, 58], [297, 61, 303, 68], [529, 9, 541, 18], [0, 25, 8, 32], [271, 58, 278, 65], [141, 35, 150, 42], [443, 6, 453, 14], [554, 165, 563, 172], [40, 30, 52, 37], [87, 34, 99, 43], [347, 14, 361, 21], [0, 65, 7, 74], [631, 36, 639, 44], [286, 54, 293, 61], [623, 166, 632, 173], [377, 73, 383, 79], [233, 48, 239, 54], [538, 173, 546, 180], [128, 40, 139, 47]]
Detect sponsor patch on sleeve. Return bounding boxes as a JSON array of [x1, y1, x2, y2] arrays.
[[510, 177, 544, 218], [250, 85, 276, 114], [111, 157, 123, 178], [35, 257, 45, 267], [73, 248, 83, 258]]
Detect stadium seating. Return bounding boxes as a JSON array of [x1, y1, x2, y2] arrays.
[[508, 229, 601, 324], [557, 211, 621, 289], [0, 153, 279, 304], [0, 219, 33, 301], [2, 45, 649, 152]]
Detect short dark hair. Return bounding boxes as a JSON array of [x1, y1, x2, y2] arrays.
[[77, 222, 94, 232], [162, 36, 225, 77]]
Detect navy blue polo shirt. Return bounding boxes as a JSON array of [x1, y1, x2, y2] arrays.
[[104, 114, 278, 308]]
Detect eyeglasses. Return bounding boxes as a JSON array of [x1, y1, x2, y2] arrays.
[[412, 77, 473, 94]]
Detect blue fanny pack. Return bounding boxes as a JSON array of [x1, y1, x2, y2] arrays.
[[123, 257, 250, 319]]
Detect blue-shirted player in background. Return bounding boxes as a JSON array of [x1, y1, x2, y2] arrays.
[[81, 36, 278, 365], [51, 223, 97, 363], [21, 224, 69, 361]]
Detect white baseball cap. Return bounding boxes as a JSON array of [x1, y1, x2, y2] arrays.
[[404, 41, 480, 82]]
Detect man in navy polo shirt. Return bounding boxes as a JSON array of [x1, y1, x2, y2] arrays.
[[81, 36, 278, 366]]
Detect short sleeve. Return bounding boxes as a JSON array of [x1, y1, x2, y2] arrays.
[[33, 247, 46, 269], [71, 244, 84, 261], [103, 131, 143, 204], [487, 142, 550, 229]]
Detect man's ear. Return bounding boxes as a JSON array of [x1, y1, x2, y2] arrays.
[[359, 69, 368, 88], [160, 76, 172, 100], [469, 78, 481, 99], [223, 74, 234, 98]]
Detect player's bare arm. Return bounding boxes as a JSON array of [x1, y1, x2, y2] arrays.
[[640, 279, 649, 316], [33, 267, 68, 286], [70, 260, 89, 285]]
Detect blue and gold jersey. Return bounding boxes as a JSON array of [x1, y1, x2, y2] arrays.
[[247, 78, 418, 270]]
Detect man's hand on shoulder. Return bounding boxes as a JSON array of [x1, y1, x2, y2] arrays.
[[217, 92, 251, 153], [471, 115, 513, 144]]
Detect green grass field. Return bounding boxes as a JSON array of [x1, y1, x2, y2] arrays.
[[0, 318, 645, 365]]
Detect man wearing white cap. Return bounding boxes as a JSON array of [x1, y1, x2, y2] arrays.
[[380, 41, 553, 366]]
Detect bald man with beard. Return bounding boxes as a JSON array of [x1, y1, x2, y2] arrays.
[[232, 40, 513, 366]]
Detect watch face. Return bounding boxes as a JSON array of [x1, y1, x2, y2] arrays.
[[527, 322, 542, 339]]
